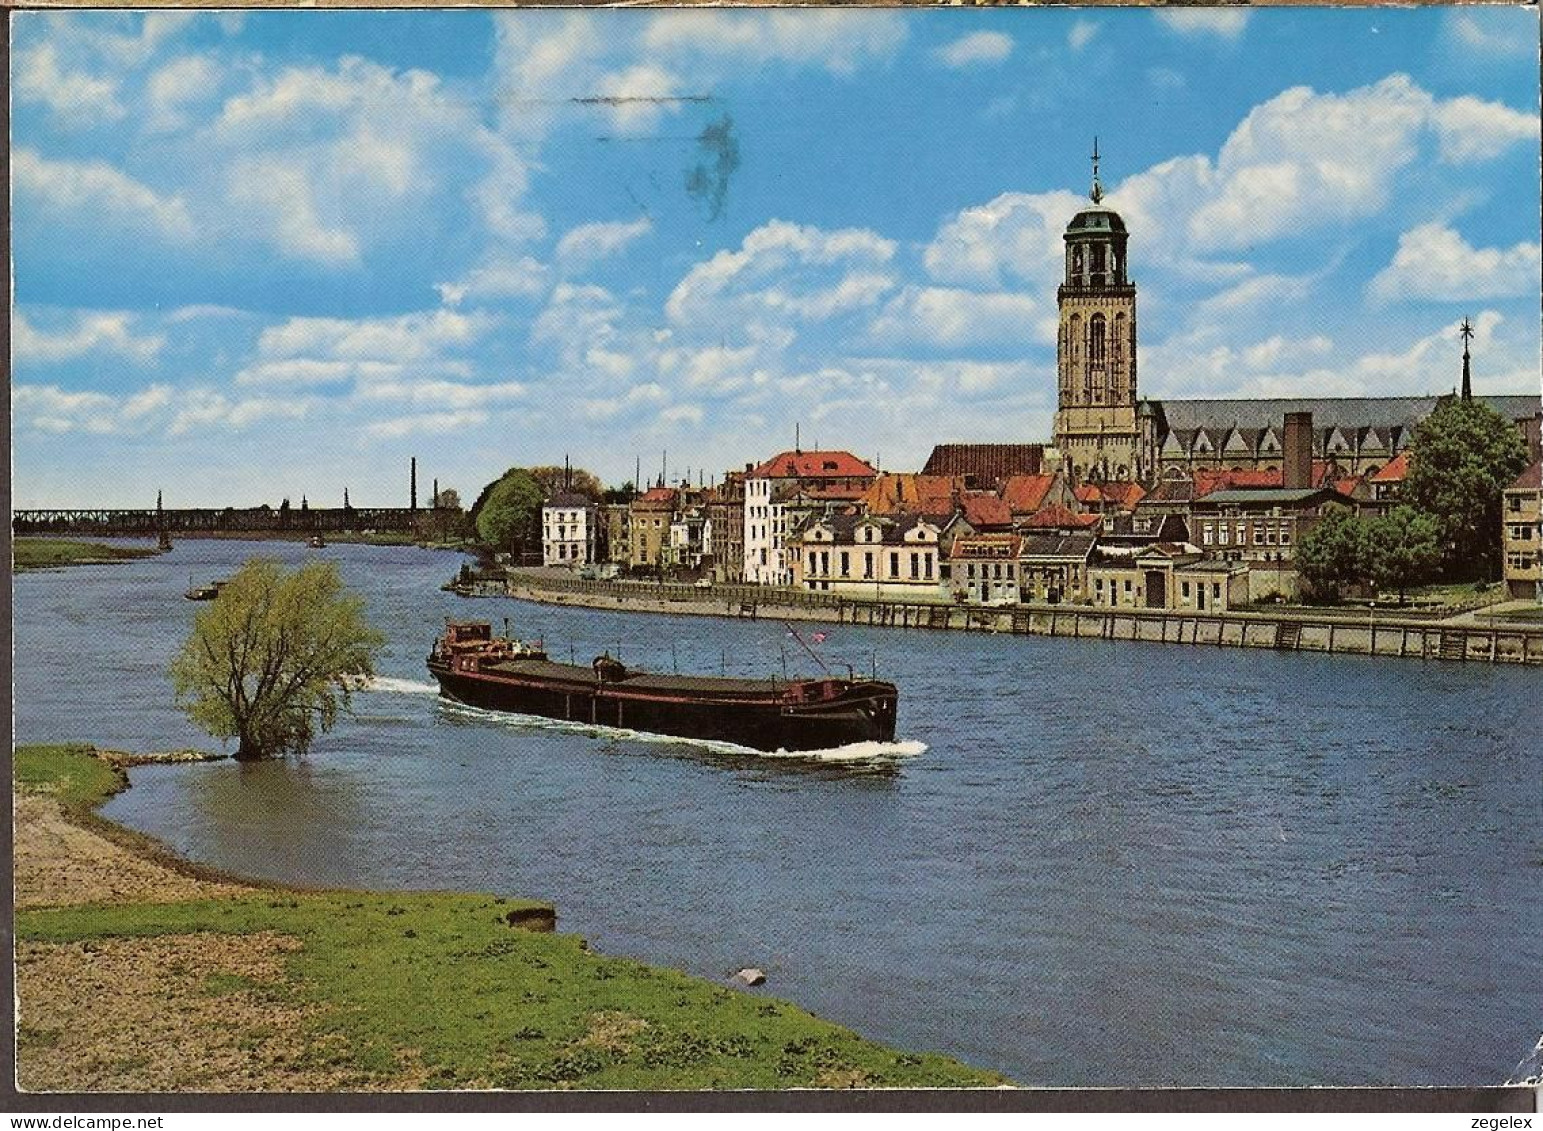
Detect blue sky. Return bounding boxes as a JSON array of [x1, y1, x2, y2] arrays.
[[11, 7, 1541, 508]]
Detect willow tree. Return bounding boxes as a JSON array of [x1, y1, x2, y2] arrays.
[[171, 559, 385, 761]]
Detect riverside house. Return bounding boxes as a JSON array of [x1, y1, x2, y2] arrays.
[[790, 512, 942, 599], [541, 491, 599, 568], [744, 450, 878, 586], [628, 486, 678, 572], [1187, 486, 1356, 565], [1018, 532, 1097, 604], [1089, 543, 1249, 612], [948, 534, 1022, 605], [1503, 460, 1542, 601]]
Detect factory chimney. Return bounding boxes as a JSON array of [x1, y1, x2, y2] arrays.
[[1283, 412, 1313, 490]]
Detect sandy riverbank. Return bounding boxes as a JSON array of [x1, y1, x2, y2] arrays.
[[12, 744, 1007, 1093]]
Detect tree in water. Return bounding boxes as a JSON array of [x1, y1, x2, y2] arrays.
[[170, 559, 385, 761]]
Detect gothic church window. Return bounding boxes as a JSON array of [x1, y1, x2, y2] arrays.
[[1090, 314, 1107, 363]]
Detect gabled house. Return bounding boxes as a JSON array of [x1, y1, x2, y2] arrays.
[[948, 534, 1022, 605], [790, 512, 942, 599], [1019, 532, 1097, 604]]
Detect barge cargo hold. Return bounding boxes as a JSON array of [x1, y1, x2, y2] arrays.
[[426, 621, 897, 752]]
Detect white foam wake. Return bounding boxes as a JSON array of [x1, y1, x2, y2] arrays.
[[434, 698, 925, 763], [358, 676, 442, 696]]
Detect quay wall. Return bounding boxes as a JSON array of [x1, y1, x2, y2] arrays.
[[492, 573, 1543, 667]]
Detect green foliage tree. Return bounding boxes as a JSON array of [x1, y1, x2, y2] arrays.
[[1401, 398, 1529, 580], [170, 559, 385, 761], [1362, 505, 1442, 604], [1294, 507, 1365, 604], [475, 469, 545, 556], [528, 465, 606, 502]]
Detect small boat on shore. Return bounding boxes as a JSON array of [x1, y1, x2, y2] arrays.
[[184, 578, 226, 601], [308, 534, 326, 549], [426, 621, 898, 752]]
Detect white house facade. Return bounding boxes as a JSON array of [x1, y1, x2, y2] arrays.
[[541, 491, 598, 567]]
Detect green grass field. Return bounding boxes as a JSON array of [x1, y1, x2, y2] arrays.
[[13, 538, 164, 571], [15, 745, 1007, 1091]]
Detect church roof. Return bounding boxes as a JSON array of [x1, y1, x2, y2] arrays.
[[1151, 394, 1539, 434], [1065, 205, 1126, 236]]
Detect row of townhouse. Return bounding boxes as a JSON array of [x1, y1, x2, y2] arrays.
[[780, 446, 1369, 611], [541, 422, 1383, 599]]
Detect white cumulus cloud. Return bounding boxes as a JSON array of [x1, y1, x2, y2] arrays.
[[934, 32, 1013, 69], [666, 220, 897, 330], [556, 218, 654, 270], [1368, 223, 1542, 304], [1155, 10, 1250, 41], [12, 311, 166, 366], [12, 148, 194, 241], [13, 42, 125, 127]]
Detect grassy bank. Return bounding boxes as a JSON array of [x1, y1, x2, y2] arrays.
[[14, 745, 1006, 1092], [13, 538, 164, 571]]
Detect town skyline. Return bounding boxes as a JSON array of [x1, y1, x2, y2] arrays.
[[11, 7, 1541, 508]]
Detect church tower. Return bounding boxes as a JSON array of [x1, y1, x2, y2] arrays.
[[1052, 141, 1140, 484]]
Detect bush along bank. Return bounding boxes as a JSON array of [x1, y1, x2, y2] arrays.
[[13, 745, 1008, 1092]]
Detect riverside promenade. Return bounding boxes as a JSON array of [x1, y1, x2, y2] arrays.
[[484, 571, 1543, 668]]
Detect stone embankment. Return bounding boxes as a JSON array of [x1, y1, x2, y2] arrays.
[[487, 572, 1543, 667]]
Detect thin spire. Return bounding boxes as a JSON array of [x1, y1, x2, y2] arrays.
[[1459, 317, 1474, 402], [1090, 137, 1103, 204]]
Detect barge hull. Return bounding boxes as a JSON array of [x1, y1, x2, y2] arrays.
[[428, 663, 895, 752]]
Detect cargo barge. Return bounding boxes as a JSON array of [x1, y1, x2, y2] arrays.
[[426, 621, 897, 752]]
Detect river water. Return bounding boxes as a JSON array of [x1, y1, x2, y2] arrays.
[[12, 539, 1540, 1087]]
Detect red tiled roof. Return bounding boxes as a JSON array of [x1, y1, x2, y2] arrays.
[[1019, 504, 1100, 530], [1334, 476, 1364, 498], [632, 486, 678, 509], [1367, 452, 1411, 483], [861, 474, 963, 515], [795, 484, 869, 500], [1000, 474, 1060, 515], [922, 443, 1043, 486], [1074, 482, 1148, 510], [750, 450, 878, 479], [959, 493, 1013, 529], [951, 533, 1022, 559], [1511, 460, 1542, 490], [1192, 461, 1338, 498]]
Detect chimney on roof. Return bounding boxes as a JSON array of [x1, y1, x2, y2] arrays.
[[795, 422, 801, 454], [1283, 412, 1313, 490]]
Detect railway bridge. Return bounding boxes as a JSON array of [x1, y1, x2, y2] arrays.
[[12, 506, 422, 537]]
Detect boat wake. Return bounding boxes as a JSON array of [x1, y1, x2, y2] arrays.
[[357, 676, 442, 696], [433, 698, 925, 765]]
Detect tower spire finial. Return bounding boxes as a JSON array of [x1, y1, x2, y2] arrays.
[[1459, 316, 1474, 402], [1090, 137, 1103, 204]]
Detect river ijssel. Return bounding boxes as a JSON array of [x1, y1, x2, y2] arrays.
[[13, 540, 1540, 1087]]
